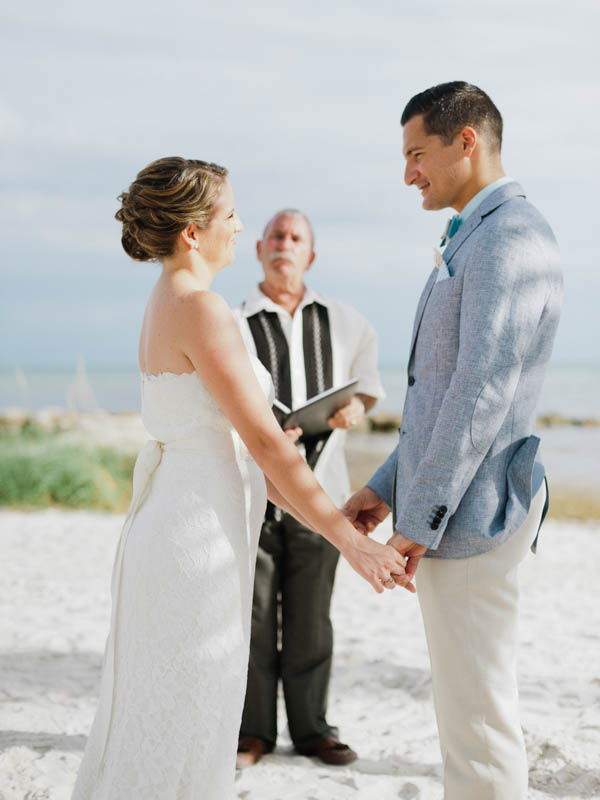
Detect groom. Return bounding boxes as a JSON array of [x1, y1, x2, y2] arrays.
[[344, 82, 562, 799]]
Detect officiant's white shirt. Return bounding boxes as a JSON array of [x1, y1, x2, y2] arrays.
[[233, 286, 385, 506]]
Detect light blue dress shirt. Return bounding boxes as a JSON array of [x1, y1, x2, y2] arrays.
[[458, 175, 513, 224]]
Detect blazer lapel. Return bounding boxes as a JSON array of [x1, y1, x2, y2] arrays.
[[407, 269, 437, 369], [442, 209, 482, 264], [443, 181, 526, 265], [406, 182, 526, 371]]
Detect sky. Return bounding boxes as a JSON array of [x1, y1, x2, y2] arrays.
[[1, 0, 599, 368]]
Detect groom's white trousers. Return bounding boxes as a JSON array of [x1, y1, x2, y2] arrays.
[[416, 482, 546, 800]]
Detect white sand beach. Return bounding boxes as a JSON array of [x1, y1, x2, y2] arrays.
[[1, 510, 599, 799]]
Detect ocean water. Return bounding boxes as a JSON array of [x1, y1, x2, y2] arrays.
[[378, 364, 600, 420], [1, 362, 599, 419]]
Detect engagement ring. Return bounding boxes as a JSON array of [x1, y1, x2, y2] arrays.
[[383, 577, 395, 585]]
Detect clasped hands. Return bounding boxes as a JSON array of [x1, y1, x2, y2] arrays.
[[343, 486, 427, 593]]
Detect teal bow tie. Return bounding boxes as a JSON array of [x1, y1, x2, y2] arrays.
[[440, 214, 463, 246]]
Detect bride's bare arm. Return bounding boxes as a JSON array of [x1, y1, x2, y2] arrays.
[[177, 291, 409, 593], [264, 478, 313, 530]]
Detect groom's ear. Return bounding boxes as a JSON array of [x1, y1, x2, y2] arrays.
[[305, 251, 316, 272], [459, 126, 478, 157]]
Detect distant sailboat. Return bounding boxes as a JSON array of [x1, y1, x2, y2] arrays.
[[65, 359, 99, 412]]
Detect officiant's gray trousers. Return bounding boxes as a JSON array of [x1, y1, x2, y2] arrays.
[[239, 513, 340, 753]]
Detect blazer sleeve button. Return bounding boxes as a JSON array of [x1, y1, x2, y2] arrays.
[[431, 521, 440, 530], [408, 376, 415, 386]]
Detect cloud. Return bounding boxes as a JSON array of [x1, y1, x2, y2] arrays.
[[0, 101, 24, 139]]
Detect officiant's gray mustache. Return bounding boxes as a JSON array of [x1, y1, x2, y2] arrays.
[[267, 251, 298, 266]]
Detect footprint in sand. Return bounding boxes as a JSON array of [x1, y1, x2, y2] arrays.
[[398, 783, 419, 799]]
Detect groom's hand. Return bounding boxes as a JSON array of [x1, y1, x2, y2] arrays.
[[343, 486, 390, 534], [386, 532, 427, 592]]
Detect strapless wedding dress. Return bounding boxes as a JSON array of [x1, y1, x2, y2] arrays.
[[72, 357, 272, 800]]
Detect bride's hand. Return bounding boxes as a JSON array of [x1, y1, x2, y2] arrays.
[[341, 529, 413, 594]]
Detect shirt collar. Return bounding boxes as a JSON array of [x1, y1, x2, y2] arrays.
[[458, 176, 513, 224], [240, 284, 329, 317]]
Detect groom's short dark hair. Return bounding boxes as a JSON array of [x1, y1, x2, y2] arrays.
[[401, 82, 503, 152]]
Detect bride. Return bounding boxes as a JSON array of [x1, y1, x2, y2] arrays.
[[72, 157, 409, 800]]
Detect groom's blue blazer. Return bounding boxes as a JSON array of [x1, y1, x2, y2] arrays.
[[368, 182, 563, 558]]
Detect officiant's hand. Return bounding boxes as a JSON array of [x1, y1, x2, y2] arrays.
[[283, 426, 303, 443], [343, 486, 390, 534], [386, 532, 427, 591], [328, 396, 365, 430]]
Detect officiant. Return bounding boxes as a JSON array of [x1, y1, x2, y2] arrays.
[[233, 209, 385, 767]]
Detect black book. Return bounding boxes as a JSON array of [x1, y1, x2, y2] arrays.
[[272, 379, 359, 439]]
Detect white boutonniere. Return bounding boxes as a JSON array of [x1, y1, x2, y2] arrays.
[[433, 247, 444, 269]]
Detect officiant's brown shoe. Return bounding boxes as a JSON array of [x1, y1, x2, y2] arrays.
[[236, 736, 266, 769], [314, 737, 358, 765]]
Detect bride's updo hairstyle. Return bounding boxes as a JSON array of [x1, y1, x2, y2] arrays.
[[115, 157, 228, 262]]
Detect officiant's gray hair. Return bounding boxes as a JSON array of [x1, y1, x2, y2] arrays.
[[262, 209, 315, 248]]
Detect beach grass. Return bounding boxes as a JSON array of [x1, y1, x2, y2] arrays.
[[543, 486, 600, 521], [0, 420, 135, 511]]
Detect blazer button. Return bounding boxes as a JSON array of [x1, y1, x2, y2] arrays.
[[431, 521, 439, 530], [439, 505, 447, 513], [408, 376, 415, 386], [434, 510, 443, 520]]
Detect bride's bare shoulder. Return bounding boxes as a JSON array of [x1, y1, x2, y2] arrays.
[[175, 290, 237, 340], [179, 289, 231, 318]]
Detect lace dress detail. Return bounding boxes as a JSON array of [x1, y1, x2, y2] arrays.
[[72, 358, 273, 800]]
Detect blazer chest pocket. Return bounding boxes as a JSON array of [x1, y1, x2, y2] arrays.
[[430, 274, 461, 296]]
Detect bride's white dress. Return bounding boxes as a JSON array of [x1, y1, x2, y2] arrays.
[[72, 357, 272, 800]]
